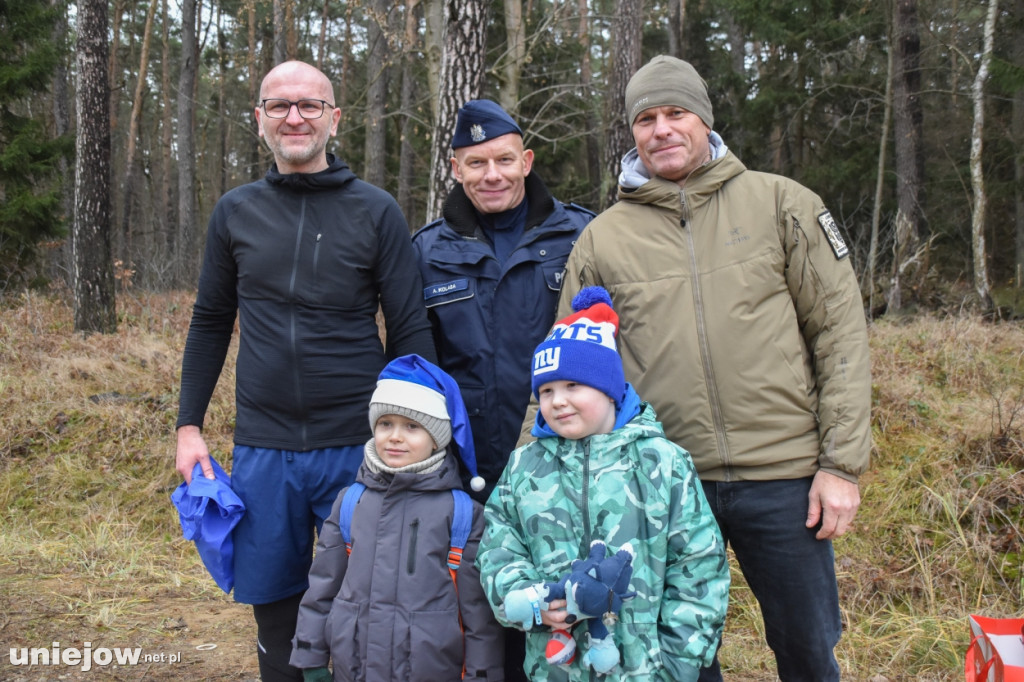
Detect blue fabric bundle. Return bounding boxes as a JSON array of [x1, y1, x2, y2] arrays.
[[170, 456, 245, 593]]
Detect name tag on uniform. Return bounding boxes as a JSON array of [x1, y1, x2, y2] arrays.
[[424, 279, 469, 302]]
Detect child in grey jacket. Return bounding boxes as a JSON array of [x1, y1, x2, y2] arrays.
[[290, 354, 504, 682]]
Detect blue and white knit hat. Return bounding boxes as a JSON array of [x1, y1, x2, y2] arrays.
[[531, 287, 626, 407], [368, 354, 485, 492]]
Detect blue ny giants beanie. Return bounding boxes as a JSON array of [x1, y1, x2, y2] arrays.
[[531, 287, 626, 407]]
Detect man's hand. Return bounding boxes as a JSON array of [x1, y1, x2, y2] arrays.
[[806, 470, 860, 540], [176, 425, 215, 483]]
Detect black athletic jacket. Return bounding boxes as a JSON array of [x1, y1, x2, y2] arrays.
[[177, 154, 436, 451]]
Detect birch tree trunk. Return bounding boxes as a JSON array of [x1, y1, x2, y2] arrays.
[[969, 0, 998, 312], [425, 0, 488, 220], [73, 0, 116, 333]]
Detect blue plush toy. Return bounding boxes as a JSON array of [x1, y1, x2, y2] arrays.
[[504, 540, 637, 674]]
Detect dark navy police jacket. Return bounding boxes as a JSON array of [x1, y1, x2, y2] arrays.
[[412, 173, 593, 498]]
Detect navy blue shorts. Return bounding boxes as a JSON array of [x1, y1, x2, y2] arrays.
[[230, 444, 362, 604]]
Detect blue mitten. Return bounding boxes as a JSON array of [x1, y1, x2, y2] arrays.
[[504, 584, 551, 630], [582, 635, 619, 674]]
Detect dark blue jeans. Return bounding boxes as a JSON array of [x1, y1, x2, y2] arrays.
[[698, 478, 841, 682]]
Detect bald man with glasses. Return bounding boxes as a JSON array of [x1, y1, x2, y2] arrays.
[[175, 60, 436, 682]]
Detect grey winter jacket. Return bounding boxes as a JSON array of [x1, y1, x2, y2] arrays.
[[290, 450, 504, 681]]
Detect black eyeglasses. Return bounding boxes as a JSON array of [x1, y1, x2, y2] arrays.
[[260, 98, 335, 120]]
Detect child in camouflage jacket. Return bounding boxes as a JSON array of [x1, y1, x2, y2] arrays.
[[478, 288, 729, 681]]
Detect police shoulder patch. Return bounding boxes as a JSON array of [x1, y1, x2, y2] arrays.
[[817, 211, 849, 260]]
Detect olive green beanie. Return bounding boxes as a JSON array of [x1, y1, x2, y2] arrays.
[[624, 55, 714, 129]]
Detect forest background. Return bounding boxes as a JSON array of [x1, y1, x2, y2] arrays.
[[1, 0, 1023, 324], [1, 0, 1024, 680]]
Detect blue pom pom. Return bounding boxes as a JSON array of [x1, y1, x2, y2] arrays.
[[571, 286, 613, 312]]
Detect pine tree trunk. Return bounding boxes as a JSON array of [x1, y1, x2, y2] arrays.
[[50, 0, 73, 288], [340, 4, 354, 139], [868, 36, 894, 315], [1014, 0, 1024, 289], [73, 0, 116, 334], [159, 0, 176, 270], [667, 0, 682, 58], [176, 0, 199, 288], [577, 0, 600, 210], [273, 0, 287, 64], [317, 0, 330, 70], [425, 0, 489, 220], [364, 0, 390, 187], [121, 0, 159, 269], [246, 0, 261, 181], [423, 0, 443, 121], [217, 0, 227, 197], [109, 0, 125, 133], [398, 0, 422, 228], [499, 0, 525, 114], [601, 0, 642, 209], [888, 0, 924, 313]]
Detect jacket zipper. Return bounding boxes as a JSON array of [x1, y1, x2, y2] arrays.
[[312, 232, 322, 279], [680, 190, 732, 476], [288, 197, 309, 449], [407, 519, 419, 574]]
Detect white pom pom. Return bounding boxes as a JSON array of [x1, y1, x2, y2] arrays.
[[470, 476, 486, 492]]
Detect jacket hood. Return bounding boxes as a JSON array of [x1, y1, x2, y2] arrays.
[[532, 382, 642, 438], [534, 398, 665, 460], [265, 153, 356, 191], [617, 130, 730, 191], [617, 146, 747, 216]]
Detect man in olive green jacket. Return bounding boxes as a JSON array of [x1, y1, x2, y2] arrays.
[[545, 56, 871, 681]]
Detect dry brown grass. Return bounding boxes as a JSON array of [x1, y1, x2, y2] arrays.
[[1, 290, 252, 680], [1, 292, 1022, 680]]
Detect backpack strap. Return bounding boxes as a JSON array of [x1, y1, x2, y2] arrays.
[[446, 488, 473, 679], [338, 482, 366, 556], [446, 488, 473, 573]]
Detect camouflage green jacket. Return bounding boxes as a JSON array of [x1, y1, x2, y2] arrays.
[[479, 402, 729, 681]]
